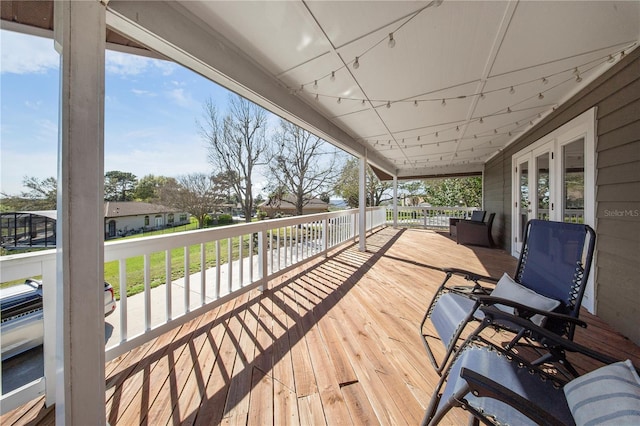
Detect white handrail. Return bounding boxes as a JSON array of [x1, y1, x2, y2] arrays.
[[0, 207, 386, 414]]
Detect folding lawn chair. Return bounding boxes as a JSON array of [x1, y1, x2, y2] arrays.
[[420, 219, 595, 375], [422, 310, 640, 426]]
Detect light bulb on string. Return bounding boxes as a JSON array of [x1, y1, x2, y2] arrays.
[[313, 80, 318, 89], [575, 73, 582, 83], [509, 86, 515, 95], [353, 57, 360, 70], [388, 33, 396, 48], [479, 117, 484, 124], [330, 71, 336, 82], [386, 101, 391, 109], [441, 99, 446, 107], [337, 97, 341, 104], [414, 100, 418, 107], [315, 94, 319, 101], [538, 93, 544, 100], [608, 54, 615, 63], [542, 77, 548, 85], [480, 92, 485, 100]]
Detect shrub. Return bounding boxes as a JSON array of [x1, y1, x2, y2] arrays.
[[217, 214, 233, 225]]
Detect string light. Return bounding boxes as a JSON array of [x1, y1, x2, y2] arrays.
[[542, 77, 548, 85], [337, 97, 341, 104], [386, 101, 391, 108], [509, 86, 515, 94], [353, 57, 360, 69], [388, 33, 396, 48], [313, 80, 318, 89], [479, 117, 484, 124], [315, 94, 319, 101], [414, 100, 418, 107], [575, 73, 582, 83], [607, 55, 615, 63], [441, 99, 446, 107], [330, 71, 336, 82], [538, 93, 544, 100], [480, 92, 485, 100]]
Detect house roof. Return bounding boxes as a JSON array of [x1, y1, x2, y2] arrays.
[[104, 202, 180, 218]]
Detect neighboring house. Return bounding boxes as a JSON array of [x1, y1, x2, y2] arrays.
[[259, 195, 329, 217], [104, 202, 190, 238]]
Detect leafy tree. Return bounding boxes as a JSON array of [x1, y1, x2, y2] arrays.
[[333, 158, 392, 207], [423, 177, 482, 207], [199, 94, 269, 223], [134, 175, 174, 202], [104, 171, 137, 201], [267, 120, 340, 215], [0, 176, 57, 211], [400, 181, 425, 206], [163, 172, 229, 228]]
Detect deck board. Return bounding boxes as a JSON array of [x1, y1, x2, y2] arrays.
[[3, 227, 639, 425]]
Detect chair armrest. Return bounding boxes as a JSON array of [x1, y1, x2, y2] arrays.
[[475, 296, 588, 328], [438, 268, 498, 296], [478, 306, 626, 368], [460, 368, 565, 426]]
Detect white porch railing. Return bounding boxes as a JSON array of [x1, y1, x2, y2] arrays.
[[386, 206, 479, 228], [0, 207, 386, 413]]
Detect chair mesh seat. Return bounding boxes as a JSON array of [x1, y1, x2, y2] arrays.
[[430, 293, 482, 350], [440, 346, 574, 425]]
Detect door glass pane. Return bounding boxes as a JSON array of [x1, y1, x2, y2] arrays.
[[563, 138, 584, 223], [536, 152, 550, 221], [519, 160, 529, 239]]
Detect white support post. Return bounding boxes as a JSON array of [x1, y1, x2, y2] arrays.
[[54, 1, 106, 424], [393, 176, 398, 228], [359, 154, 367, 252], [42, 258, 57, 406]]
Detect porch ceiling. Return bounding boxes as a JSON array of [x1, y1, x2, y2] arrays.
[[169, 0, 639, 179], [3, 1, 639, 179]]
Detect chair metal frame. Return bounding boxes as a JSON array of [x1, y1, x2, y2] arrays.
[[420, 219, 596, 375], [422, 309, 634, 426]]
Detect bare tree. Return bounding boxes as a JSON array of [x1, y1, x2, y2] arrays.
[[334, 158, 392, 207], [268, 120, 340, 215], [164, 173, 228, 228], [199, 94, 269, 222]]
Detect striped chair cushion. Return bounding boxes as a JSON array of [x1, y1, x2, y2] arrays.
[[564, 359, 640, 425]]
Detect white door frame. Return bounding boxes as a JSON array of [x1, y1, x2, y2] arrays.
[[511, 108, 597, 312]]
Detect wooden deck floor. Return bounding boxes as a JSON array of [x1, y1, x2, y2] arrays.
[[3, 227, 639, 425]]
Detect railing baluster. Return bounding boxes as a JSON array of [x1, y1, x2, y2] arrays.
[[200, 243, 206, 305], [184, 246, 190, 313], [166, 250, 172, 321], [239, 234, 244, 287], [144, 254, 151, 331], [227, 237, 232, 294], [249, 233, 254, 283], [215, 239, 220, 299], [119, 259, 127, 342], [276, 227, 281, 271]]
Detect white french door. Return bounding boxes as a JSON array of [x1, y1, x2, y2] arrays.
[[511, 108, 596, 311], [513, 142, 554, 254]]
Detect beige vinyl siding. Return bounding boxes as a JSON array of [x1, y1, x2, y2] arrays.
[[484, 47, 640, 344]]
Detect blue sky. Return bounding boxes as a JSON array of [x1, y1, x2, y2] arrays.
[[1, 29, 273, 196]]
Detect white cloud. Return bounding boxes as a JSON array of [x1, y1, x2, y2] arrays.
[[0, 30, 58, 74], [131, 88, 157, 97], [105, 50, 177, 76], [25, 100, 44, 110], [166, 88, 196, 109]]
